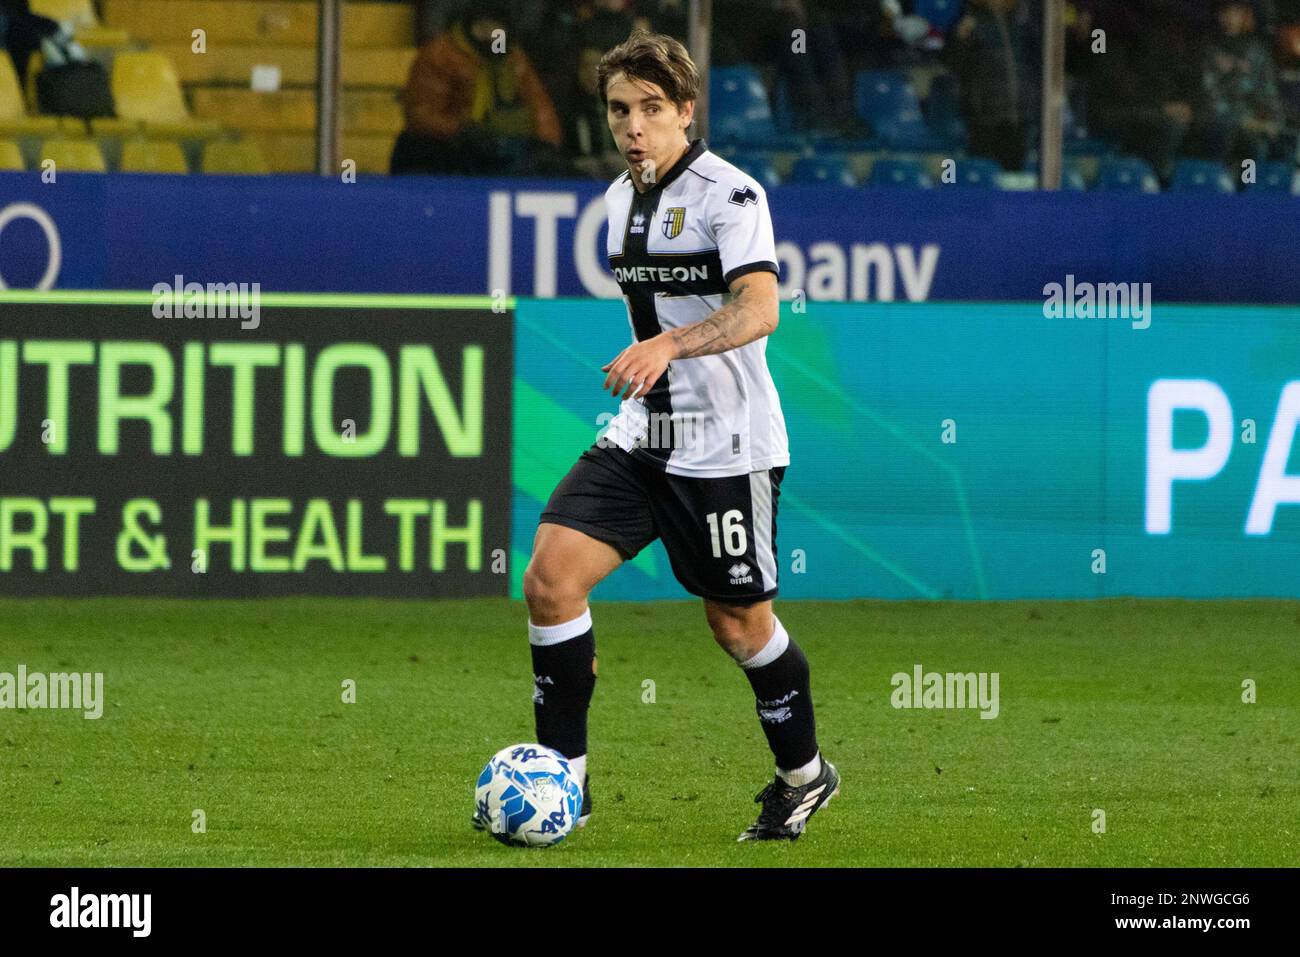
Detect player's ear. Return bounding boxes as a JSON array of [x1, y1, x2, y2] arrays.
[[679, 99, 695, 131]]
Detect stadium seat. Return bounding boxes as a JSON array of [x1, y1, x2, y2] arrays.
[[854, 70, 939, 150], [152, 44, 417, 88], [1170, 159, 1234, 194], [709, 66, 802, 150], [868, 157, 933, 188], [0, 139, 24, 171], [0, 52, 60, 136], [923, 73, 966, 150], [112, 52, 190, 125], [1094, 157, 1159, 193], [29, 0, 127, 44], [119, 137, 188, 173], [710, 66, 774, 145], [40, 137, 107, 172], [1248, 161, 1298, 194], [31, 0, 96, 28], [202, 140, 270, 175], [790, 155, 855, 187], [948, 156, 1002, 188], [103, 0, 412, 48], [1061, 163, 1088, 191], [727, 152, 781, 189], [915, 0, 963, 32]]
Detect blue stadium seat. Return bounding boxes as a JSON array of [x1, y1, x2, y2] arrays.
[[1062, 163, 1088, 191], [924, 73, 967, 150], [854, 69, 940, 150], [790, 155, 855, 187], [1170, 159, 1234, 194], [1247, 161, 1296, 194], [946, 156, 1002, 188], [727, 152, 782, 189], [710, 66, 805, 150], [868, 157, 933, 189], [914, 0, 963, 32], [1094, 157, 1159, 192], [709, 66, 774, 145]]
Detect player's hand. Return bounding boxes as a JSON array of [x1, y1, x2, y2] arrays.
[[601, 335, 674, 400]]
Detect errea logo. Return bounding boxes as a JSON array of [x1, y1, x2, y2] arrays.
[[728, 562, 752, 585]]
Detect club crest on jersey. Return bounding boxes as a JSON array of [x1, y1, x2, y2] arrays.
[[662, 207, 686, 239]]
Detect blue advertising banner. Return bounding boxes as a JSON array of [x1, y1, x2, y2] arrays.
[[0, 171, 1296, 303], [513, 298, 1300, 601]]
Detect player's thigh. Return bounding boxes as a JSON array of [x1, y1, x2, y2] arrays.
[[651, 465, 784, 605], [526, 444, 657, 607]]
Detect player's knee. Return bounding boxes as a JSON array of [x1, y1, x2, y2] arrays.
[[706, 605, 770, 662], [523, 558, 586, 621]]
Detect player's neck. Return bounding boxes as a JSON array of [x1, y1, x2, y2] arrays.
[[632, 138, 691, 193]]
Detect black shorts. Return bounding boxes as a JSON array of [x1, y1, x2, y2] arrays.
[[540, 443, 786, 605]]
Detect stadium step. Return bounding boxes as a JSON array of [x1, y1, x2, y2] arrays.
[[191, 89, 403, 135], [151, 44, 416, 88], [241, 131, 396, 174], [101, 0, 414, 48]]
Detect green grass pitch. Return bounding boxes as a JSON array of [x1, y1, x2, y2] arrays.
[[0, 597, 1296, 867]]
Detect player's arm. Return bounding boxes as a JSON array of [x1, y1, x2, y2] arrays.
[[601, 271, 778, 399], [668, 270, 779, 358]]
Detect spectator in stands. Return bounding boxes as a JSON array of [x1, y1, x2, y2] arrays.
[[563, 15, 631, 179], [767, 0, 856, 133], [391, 1, 571, 176], [948, 0, 1041, 170], [1190, 0, 1285, 163], [1069, 0, 1203, 184], [0, 0, 83, 83]]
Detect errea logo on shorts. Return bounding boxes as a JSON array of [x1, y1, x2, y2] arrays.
[[728, 562, 752, 585]]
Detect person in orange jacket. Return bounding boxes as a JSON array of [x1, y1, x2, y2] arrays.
[[391, 1, 573, 176]]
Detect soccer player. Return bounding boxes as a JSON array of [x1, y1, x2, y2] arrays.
[[492, 29, 839, 841]]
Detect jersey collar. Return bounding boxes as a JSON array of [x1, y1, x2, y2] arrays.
[[635, 137, 707, 196]]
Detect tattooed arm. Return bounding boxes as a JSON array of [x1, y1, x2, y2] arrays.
[[668, 271, 780, 358], [601, 271, 780, 399]]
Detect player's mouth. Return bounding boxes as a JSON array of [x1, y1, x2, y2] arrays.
[[627, 147, 647, 164]]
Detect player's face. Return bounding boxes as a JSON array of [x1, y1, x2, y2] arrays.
[[605, 72, 694, 185]]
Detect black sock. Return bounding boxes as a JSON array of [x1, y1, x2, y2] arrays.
[[741, 617, 818, 772], [529, 614, 596, 762]]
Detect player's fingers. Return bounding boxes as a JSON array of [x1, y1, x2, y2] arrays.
[[603, 358, 627, 391]]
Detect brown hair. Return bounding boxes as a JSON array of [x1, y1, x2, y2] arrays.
[[597, 29, 700, 108]]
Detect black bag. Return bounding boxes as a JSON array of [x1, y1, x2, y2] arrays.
[[36, 61, 116, 119]]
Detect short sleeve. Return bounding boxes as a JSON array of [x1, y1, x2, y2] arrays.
[[710, 179, 780, 285]]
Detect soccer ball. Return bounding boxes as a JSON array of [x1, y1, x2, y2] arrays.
[[474, 744, 583, 847]]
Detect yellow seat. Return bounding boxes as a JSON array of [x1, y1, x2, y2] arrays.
[[202, 140, 270, 175], [0, 52, 59, 135], [112, 51, 189, 124], [90, 117, 144, 137], [144, 119, 222, 140], [0, 139, 24, 171], [30, 0, 98, 29], [40, 138, 106, 172], [120, 138, 187, 173]]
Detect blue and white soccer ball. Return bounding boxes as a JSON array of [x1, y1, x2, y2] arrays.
[[474, 744, 583, 847]]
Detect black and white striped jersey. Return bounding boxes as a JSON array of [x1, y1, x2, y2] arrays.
[[603, 137, 790, 479]]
